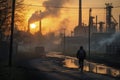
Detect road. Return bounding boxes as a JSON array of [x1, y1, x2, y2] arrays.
[[19, 52, 116, 80]]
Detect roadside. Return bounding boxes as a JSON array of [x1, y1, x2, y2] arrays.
[[65, 52, 120, 69], [0, 52, 119, 80]]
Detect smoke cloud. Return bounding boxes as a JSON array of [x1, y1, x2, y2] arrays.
[[29, 0, 69, 23], [99, 32, 120, 46], [28, 11, 41, 23], [90, 32, 120, 52], [58, 18, 70, 34]]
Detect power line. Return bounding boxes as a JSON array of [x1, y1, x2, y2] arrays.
[[23, 3, 120, 9], [18, 3, 120, 9], [19, 3, 105, 9]]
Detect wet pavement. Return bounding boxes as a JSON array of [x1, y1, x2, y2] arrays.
[[63, 55, 120, 77], [22, 52, 118, 80]]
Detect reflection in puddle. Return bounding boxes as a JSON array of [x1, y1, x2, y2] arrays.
[[63, 58, 120, 77], [63, 59, 78, 68], [46, 52, 120, 77]]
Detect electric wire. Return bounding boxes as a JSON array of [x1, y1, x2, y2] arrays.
[[18, 3, 120, 9]]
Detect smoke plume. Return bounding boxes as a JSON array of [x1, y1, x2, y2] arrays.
[[99, 32, 120, 46], [58, 18, 70, 33], [29, 0, 69, 23], [89, 32, 120, 53], [28, 11, 41, 23]]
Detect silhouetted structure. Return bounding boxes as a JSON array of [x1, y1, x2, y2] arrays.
[[74, 0, 86, 37], [105, 3, 118, 33], [65, 3, 119, 54], [98, 22, 105, 32]]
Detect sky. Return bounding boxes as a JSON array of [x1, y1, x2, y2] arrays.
[[23, 0, 120, 35]]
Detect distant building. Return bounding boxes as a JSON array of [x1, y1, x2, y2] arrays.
[[74, 25, 88, 37], [60, 3, 119, 54]]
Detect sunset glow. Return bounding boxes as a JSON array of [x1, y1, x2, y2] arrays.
[[30, 23, 36, 29], [23, 0, 120, 35], [29, 23, 39, 34]]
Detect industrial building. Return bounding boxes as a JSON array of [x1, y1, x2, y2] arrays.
[[62, 0, 120, 55]]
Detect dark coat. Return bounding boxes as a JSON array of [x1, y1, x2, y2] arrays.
[[76, 49, 86, 60]]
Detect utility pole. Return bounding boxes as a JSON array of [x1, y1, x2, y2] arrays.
[[88, 8, 92, 59], [88, 8, 92, 72], [119, 15, 120, 31], [9, 0, 16, 67]]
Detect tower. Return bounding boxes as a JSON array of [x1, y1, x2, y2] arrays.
[[105, 3, 114, 33], [79, 0, 82, 27], [74, 0, 85, 36]]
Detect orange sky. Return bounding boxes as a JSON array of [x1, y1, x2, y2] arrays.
[[24, 0, 120, 35]]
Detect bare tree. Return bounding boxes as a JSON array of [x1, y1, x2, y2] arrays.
[[0, 0, 8, 40], [0, 0, 26, 41]]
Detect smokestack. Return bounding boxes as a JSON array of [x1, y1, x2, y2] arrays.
[[28, 0, 68, 24], [39, 10, 42, 35], [79, 0, 82, 27], [27, 22, 30, 32]]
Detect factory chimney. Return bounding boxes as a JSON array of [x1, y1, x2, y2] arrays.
[[39, 10, 42, 35], [71, 0, 84, 36], [27, 22, 30, 32], [79, 0, 82, 27]]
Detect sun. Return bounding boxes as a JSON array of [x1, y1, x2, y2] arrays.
[[29, 23, 39, 34], [30, 23, 36, 29]]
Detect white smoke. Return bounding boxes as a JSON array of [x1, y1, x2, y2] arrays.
[[99, 32, 120, 46]]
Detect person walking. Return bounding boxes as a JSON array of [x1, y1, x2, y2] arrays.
[[76, 46, 86, 72]]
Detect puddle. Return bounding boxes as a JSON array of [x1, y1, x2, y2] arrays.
[[63, 57, 120, 77], [46, 52, 120, 77]]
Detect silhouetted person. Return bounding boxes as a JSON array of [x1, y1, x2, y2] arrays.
[[76, 46, 86, 72]]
